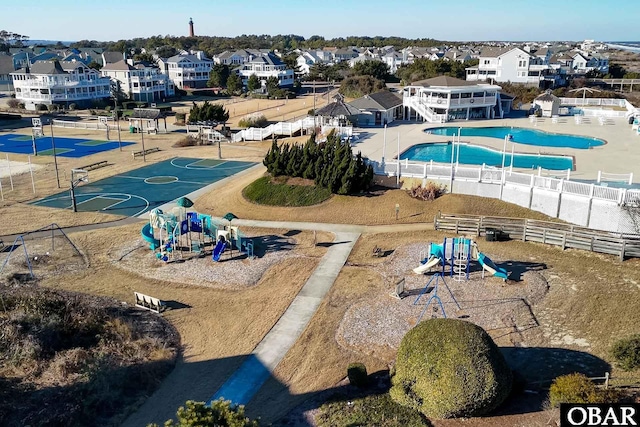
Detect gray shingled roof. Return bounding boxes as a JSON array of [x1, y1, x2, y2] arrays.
[[0, 54, 14, 75], [479, 47, 511, 58], [102, 60, 137, 71], [60, 61, 87, 71], [103, 51, 124, 64], [349, 91, 402, 111], [166, 54, 212, 63], [315, 97, 360, 117], [411, 76, 476, 87], [26, 60, 67, 75], [247, 52, 284, 66]]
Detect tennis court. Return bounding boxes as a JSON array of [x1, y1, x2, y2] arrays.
[[0, 133, 135, 158], [32, 157, 257, 216]]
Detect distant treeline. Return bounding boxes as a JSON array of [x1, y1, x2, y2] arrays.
[[70, 35, 452, 56]]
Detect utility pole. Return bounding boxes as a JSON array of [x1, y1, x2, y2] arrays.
[[140, 120, 146, 162], [50, 120, 60, 188]]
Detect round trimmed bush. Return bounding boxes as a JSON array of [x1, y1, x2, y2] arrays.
[[611, 334, 640, 371], [347, 362, 368, 388], [390, 319, 512, 419]]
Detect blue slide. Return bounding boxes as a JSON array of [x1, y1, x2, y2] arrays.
[[477, 252, 508, 280], [141, 223, 160, 250], [212, 240, 227, 262]]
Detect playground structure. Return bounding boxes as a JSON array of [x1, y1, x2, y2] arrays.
[[141, 208, 254, 262], [413, 237, 508, 281], [0, 223, 84, 280]]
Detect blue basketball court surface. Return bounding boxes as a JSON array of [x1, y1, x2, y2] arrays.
[[31, 157, 257, 217], [0, 133, 135, 158]]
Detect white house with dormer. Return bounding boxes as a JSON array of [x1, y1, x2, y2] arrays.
[[102, 60, 174, 102], [296, 51, 322, 75], [11, 60, 111, 110], [237, 53, 294, 88], [466, 47, 560, 87], [160, 52, 213, 89]]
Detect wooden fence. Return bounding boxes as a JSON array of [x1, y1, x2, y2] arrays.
[[434, 212, 640, 261]]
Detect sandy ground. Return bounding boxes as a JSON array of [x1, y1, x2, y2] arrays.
[[249, 230, 640, 426], [17, 222, 331, 427]]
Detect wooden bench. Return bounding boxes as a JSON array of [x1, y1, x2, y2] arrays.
[[78, 160, 108, 171], [132, 147, 160, 158], [134, 291, 166, 313]]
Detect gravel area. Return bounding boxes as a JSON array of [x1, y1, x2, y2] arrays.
[[336, 243, 549, 359], [112, 231, 309, 290]]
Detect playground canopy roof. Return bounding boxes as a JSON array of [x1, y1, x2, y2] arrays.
[[132, 108, 163, 119]]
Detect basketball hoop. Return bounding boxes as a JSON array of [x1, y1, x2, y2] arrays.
[[70, 169, 89, 212]]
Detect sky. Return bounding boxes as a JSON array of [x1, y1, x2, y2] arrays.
[[3, 0, 637, 43]]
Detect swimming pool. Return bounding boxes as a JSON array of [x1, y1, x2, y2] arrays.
[[400, 142, 574, 171], [425, 126, 604, 149]]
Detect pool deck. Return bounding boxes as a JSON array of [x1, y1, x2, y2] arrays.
[[354, 115, 639, 181]]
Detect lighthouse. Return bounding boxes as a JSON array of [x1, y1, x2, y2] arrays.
[[189, 18, 194, 37]]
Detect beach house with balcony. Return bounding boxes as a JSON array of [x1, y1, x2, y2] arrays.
[[402, 76, 505, 122], [161, 52, 213, 89], [237, 53, 294, 88], [101, 60, 174, 103], [11, 60, 111, 110], [466, 47, 560, 88]]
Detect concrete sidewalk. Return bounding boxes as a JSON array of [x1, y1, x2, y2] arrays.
[[208, 231, 360, 406]]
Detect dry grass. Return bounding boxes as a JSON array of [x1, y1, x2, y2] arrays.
[[251, 230, 640, 425], [29, 222, 326, 426], [195, 165, 557, 226]]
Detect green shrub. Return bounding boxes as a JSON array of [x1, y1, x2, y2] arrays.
[[611, 335, 640, 371], [150, 399, 259, 427], [339, 76, 386, 98], [68, 103, 77, 111], [175, 112, 186, 124], [238, 113, 268, 128], [36, 104, 48, 111], [7, 98, 20, 109], [390, 318, 512, 419], [317, 393, 426, 427], [347, 363, 368, 388], [547, 373, 624, 408], [262, 132, 374, 195], [242, 176, 332, 207]]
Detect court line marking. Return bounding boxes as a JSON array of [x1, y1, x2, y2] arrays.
[[170, 157, 230, 170], [33, 192, 150, 217], [76, 195, 126, 211], [118, 175, 213, 186]]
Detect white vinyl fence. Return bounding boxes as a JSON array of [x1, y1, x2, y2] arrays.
[[372, 159, 640, 233]]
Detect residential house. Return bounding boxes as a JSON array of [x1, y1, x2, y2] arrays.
[[348, 90, 403, 126], [214, 49, 262, 65], [0, 54, 15, 91], [11, 60, 111, 110], [102, 51, 125, 65], [443, 49, 473, 62], [333, 48, 359, 62], [296, 50, 322, 75], [570, 52, 608, 74], [237, 53, 294, 88], [403, 76, 505, 122], [162, 52, 213, 89], [381, 50, 402, 74], [466, 47, 560, 87], [314, 93, 360, 126], [101, 59, 174, 103]]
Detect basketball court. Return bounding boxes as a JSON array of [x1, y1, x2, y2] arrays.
[[0, 133, 136, 158], [31, 157, 257, 217]]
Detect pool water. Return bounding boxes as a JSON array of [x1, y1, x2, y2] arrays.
[[426, 126, 604, 149], [400, 143, 573, 171]]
